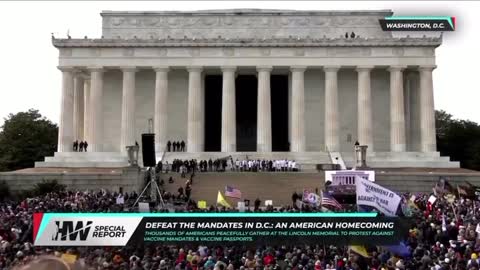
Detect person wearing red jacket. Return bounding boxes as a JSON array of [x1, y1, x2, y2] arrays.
[[176, 249, 186, 265], [263, 252, 275, 266]]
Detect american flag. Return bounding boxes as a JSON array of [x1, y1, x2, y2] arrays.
[[225, 186, 242, 199], [321, 192, 342, 209]]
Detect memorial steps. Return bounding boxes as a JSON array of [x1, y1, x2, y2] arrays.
[[160, 172, 324, 206], [1, 167, 480, 201], [35, 151, 332, 171], [371, 168, 480, 193], [161, 169, 480, 206], [35, 152, 129, 168], [341, 151, 460, 168], [34, 151, 459, 169]]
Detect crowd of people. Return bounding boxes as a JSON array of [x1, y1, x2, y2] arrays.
[[167, 141, 186, 152], [2, 182, 480, 270], [156, 158, 300, 175], [72, 140, 88, 152], [232, 159, 299, 172], [167, 158, 230, 174]]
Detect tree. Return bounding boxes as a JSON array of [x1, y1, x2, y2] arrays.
[[32, 179, 65, 196], [436, 110, 480, 170], [0, 109, 58, 171]]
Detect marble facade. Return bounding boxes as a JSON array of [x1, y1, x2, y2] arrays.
[[36, 9, 459, 168]]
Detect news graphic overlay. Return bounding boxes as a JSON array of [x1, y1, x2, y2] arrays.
[[379, 16, 455, 31], [34, 213, 409, 246]]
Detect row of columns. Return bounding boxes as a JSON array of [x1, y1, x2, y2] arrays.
[[57, 65, 437, 154]]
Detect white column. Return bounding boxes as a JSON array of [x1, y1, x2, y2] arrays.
[[73, 75, 84, 142], [221, 66, 237, 152], [388, 66, 407, 152], [324, 66, 340, 152], [356, 66, 374, 151], [290, 66, 306, 152], [88, 67, 104, 152], [57, 67, 75, 152], [256, 66, 272, 152], [154, 67, 169, 152], [187, 67, 203, 152], [419, 65, 437, 152], [404, 72, 412, 150], [120, 67, 137, 153], [83, 79, 91, 143]]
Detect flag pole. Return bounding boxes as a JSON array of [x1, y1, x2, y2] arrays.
[[451, 202, 458, 222]]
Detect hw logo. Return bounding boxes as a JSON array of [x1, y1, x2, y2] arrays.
[[52, 221, 93, 241]]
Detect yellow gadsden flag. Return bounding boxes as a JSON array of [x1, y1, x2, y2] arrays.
[[197, 200, 207, 209], [61, 253, 78, 264], [349, 245, 370, 258], [217, 191, 231, 208]]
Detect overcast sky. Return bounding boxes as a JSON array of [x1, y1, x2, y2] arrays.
[[0, 1, 478, 127]]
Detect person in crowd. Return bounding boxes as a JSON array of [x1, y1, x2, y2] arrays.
[[164, 160, 169, 173], [73, 140, 78, 151], [254, 198, 261, 211], [167, 141, 172, 152], [180, 164, 187, 178], [185, 183, 192, 201], [156, 161, 163, 174], [189, 172, 195, 185], [79, 141, 84, 152], [180, 140, 186, 152], [235, 159, 240, 171], [208, 159, 213, 171]]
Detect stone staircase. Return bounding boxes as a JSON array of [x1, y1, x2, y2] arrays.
[[160, 171, 325, 206], [35, 150, 459, 170], [341, 151, 460, 168], [375, 170, 480, 193], [35, 152, 129, 168], [159, 170, 480, 206]]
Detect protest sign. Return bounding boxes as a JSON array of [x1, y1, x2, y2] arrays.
[[138, 202, 150, 213], [302, 189, 321, 206], [116, 196, 125, 205], [355, 176, 401, 216], [237, 201, 246, 212]]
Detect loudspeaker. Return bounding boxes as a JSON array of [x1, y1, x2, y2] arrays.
[[141, 133, 156, 167]]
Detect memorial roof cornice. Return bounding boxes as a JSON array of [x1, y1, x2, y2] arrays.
[[100, 9, 394, 16], [52, 36, 442, 48]]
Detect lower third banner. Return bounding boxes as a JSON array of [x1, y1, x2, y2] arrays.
[[33, 212, 409, 246]]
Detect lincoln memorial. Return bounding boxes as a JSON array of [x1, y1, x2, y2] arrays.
[[36, 9, 459, 168]]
